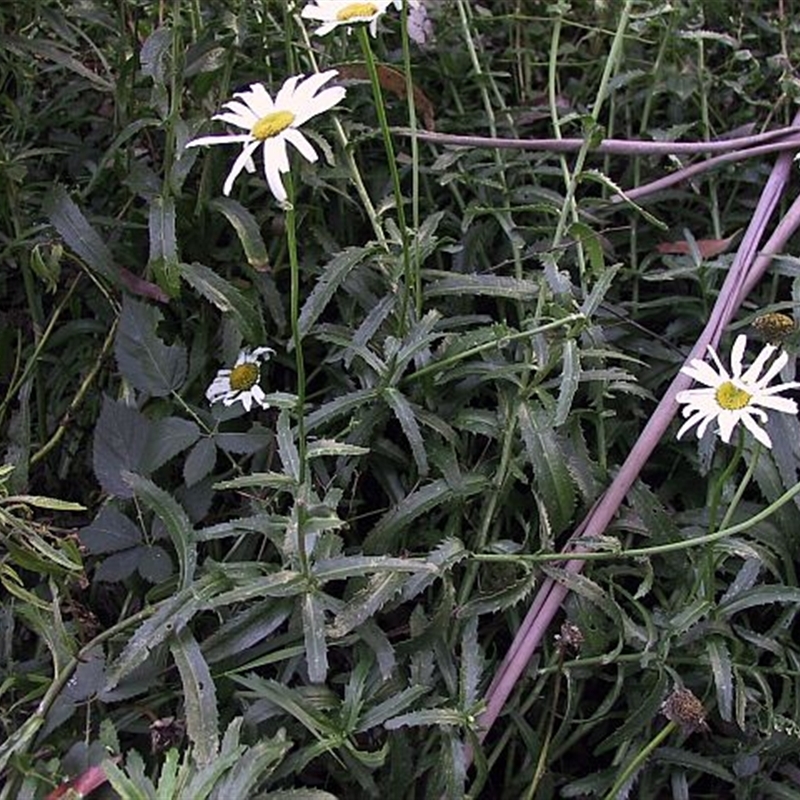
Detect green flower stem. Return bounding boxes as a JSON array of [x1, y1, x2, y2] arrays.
[[285, 174, 307, 480], [403, 314, 586, 385], [398, 0, 422, 317], [470, 475, 800, 565], [602, 721, 677, 800], [550, 0, 634, 265], [718, 439, 758, 533], [292, 16, 387, 249], [357, 25, 415, 328]]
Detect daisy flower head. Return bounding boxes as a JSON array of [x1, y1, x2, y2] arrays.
[[186, 71, 345, 203], [206, 346, 275, 412], [301, 0, 398, 37], [675, 334, 800, 449]]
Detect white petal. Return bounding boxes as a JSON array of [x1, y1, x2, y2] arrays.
[[680, 359, 725, 387], [275, 74, 304, 108], [752, 395, 798, 414], [239, 83, 275, 115], [728, 335, 747, 378], [752, 350, 789, 388], [282, 128, 318, 163], [741, 342, 778, 384], [187, 133, 252, 148], [290, 70, 336, 109], [676, 413, 702, 440], [264, 136, 291, 175], [715, 410, 740, 443], [223, 140, 261, 196], [261, 140, 288, 201], [249, 385, 269, 409], [740, 413, 772, 448]]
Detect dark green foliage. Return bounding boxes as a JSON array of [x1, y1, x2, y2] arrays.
[[3, 2, 800, 799]]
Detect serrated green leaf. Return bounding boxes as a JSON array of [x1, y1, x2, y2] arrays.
[[582, 168, 666, 229], [425, 273, 539, 300], [105, 575, 222, 689], [0, 34, 114, 91], [297, 249, 372, 339], [184, 437, 218, 486], [115, 297, 187, 396], [517, 402, 575, 535], [313, 555, 436, 581], [212, 472, 295, 492], [92, 397, 148, 498], [141, 416, 201, 473], [5, 495, 85, 512], [306, 440, 370, 459], [140, 26, 171, 82], [231, 675, 332, 738], [554, 338, 580, 427], [328, 572, 407, 639], [355, 685, 429, 733], [459, 617, 483, 708], [170, 627, 219, 766], [148, 195, 181, 296], [303, 592, 329, 684], [706, 636, 733, 723], [44, 185, 117, 284], [123, 472, 196, 590], [203, 599, 293, 664], [383, 387, 428, 475], [210, 728, 293, 800], [209, 197, 270, 271], [719, 585, 800, 617], [455, 569, 536, 618], [364, 475, 488, 553], [277, 410, 300, 482], [305, 388, 379, 432], [179, 261, 265, 342], [81, 507, 142, 554], [384, 708, 466, 729]]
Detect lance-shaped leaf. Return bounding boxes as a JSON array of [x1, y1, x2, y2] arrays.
[[148, 195, 181, 296], [209, 197, 270, 271], [179, 261, 265, 343], [517, 402, 575, 536], [169, 627, 218, 766], [297, 246, 374, 340], [123, 472, 196, 591]]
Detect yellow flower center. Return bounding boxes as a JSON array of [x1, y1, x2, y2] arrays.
[[229, 362, 259, 391], [337, 2, 378, 21], [252, 110, 295, 141], [715, 381, 751, 411]]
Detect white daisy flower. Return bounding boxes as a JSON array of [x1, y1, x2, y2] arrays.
[[301, 0, 398, 37], [186, 71, 345, 203], [206, 347, 275, 412], [675, 334, 800, 448]]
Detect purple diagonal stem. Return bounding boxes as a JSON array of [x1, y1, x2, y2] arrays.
[[474, 113, 800, 753]]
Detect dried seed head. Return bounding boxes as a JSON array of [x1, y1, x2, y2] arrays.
[[661, 687, 709, 734], [752, 312, 795, 345], [554, 621, 584, 656]]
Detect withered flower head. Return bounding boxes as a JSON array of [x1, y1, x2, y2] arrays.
[[752, 312, 796, 345], [554, 621, 584, 656], [661, 687, 709, 735]]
